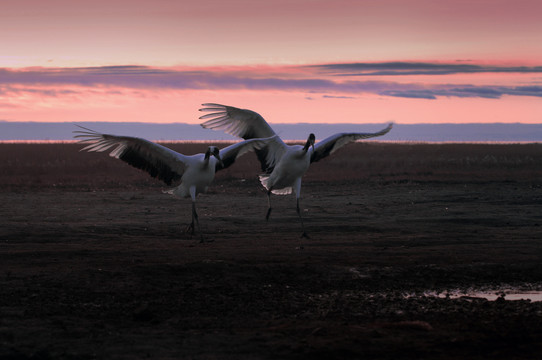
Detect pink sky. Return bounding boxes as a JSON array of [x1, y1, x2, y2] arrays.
[[1, 0, 541, 125]]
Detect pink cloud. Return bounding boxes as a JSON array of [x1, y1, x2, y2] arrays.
[[1, 63, 542, 100], [1, 61, 542, 125]]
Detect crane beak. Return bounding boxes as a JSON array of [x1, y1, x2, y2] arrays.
[[214, 153, 224, 167], [304, 133, 316, 152], [209, 147, 223, 167]]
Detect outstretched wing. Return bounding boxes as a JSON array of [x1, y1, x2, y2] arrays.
[[217, 136, 281, 171], [74, 126, 187, 185], [311, 123, 393, 163], [200, 104, 287, 172], [199, 103, 278, 140]]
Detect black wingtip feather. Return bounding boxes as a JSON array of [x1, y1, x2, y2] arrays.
[[119, 147, 181, 185]]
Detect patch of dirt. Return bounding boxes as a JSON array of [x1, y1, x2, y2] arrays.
[[1, 143, 542, 359]]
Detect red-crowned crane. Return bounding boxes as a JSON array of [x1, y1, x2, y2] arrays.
[[75, 125, 276, 241], [200, 104, 392, 238]]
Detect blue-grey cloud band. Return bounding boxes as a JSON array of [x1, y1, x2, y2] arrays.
[[1, 62, 541, 100], [311, 62, 542, 76]]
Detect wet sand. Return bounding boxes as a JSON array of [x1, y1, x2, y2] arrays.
[[2, 142, 542, 359]]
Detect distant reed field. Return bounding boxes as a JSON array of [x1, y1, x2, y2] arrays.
[[1, 142, 541, 190]]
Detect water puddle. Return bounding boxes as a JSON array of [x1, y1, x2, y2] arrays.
[[408, 289, 542, 302]]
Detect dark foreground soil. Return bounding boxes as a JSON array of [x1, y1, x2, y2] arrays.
[[1, 142, 542, 359]]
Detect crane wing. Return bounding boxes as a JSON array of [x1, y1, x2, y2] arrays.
[[311, 123, 393, 163], [199, 103, 279, 140], [74, 126, 187, 185], [217, 136, 283, 172], [200, 104, 287, 172]]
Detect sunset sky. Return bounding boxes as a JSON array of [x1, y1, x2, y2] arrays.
[[1, 0, 541, 127]]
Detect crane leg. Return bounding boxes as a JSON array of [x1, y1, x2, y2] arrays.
[[186, 187, 205, 242], [297, 197, 309, 239], [186, 201, 198, 234], [265, 191, 272, 221]]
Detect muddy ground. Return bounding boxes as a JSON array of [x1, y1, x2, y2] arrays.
[[1, 142, 542, 359]]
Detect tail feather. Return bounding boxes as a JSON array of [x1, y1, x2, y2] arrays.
[[271, 187, 293, 195], [258, 174, 271, 191], [259, 174, 292, 195]]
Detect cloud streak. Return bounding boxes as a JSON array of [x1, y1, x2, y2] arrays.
[[1, 62, 542, 101], [312, 62, 542, 76]]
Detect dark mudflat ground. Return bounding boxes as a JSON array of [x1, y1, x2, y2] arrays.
[[1, 142, 542, 359]]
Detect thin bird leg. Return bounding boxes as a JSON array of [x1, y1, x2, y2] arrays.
[[293, 179, 309, 238], [265, 190, 272, 221], [297, 197, 310, 238], [186, 186, 204, 242], [191, 200, 205, 242], [186, 222, 194, 234], [186, 201, 197, 235]]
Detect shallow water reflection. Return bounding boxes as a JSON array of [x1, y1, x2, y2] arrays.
[[410, 289, 542, 302]]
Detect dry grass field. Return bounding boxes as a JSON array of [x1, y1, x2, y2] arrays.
[[2, 142, 542, 359]]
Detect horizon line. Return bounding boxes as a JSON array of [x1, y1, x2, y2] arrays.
[[0, 120, 536, 126], [2, 139, 541, 145]]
